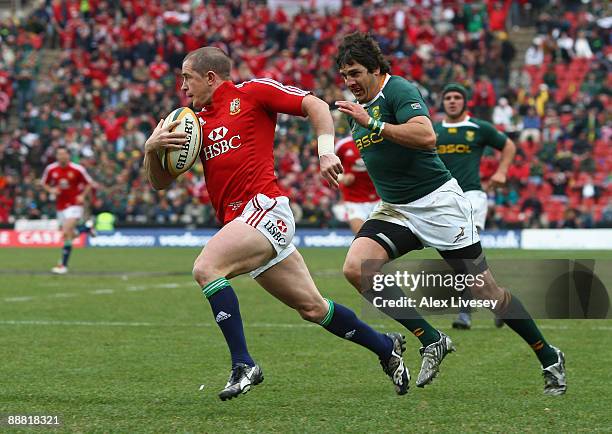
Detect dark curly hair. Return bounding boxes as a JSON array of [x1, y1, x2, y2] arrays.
[[336, 32, 390, 74]]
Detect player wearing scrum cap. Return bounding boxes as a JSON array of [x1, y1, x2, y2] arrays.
[[435, 83, 517, 330]]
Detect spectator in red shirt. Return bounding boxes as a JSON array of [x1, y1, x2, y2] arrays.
[[488, 0, 512, 32], [472, 75, 496, 121], [96, 110, 128, 148], [149, 54, 169, 80]]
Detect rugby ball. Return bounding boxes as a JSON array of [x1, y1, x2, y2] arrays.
[[159, 107, 202, 177]]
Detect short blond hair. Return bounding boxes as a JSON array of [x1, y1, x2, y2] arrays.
[[183, 47, 231, 79]]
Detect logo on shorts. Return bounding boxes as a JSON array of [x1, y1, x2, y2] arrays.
[[276, 219, 287, 233], [230, 98, 241, 115], [453, 226, 466, 243], [229, 201, 243, 211], [264, 219, 287, 246]]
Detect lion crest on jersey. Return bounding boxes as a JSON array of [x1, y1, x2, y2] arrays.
[[230, 98, 241, 115], [466, 130, 475, 142], [371, 106, 381, 120]]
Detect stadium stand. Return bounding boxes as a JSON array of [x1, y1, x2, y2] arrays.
[[0, 0, 609, 228]]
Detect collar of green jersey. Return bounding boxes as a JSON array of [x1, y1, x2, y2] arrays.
[[362, 74, 391, 108], [441, 116, 480, 128]]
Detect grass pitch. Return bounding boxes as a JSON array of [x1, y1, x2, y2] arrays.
[[1, 247, 611, 433]]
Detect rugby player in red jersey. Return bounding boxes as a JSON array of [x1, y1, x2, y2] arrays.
[[41, 146, 96, 274], [335, 136, 379, 233], [143, 47, 410, 400]]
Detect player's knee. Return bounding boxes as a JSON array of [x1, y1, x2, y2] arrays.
[[470, 279, 504, 303], [192, 257, 222, 288], [296, 300, 327, 323], [343, 258, 363, 291]]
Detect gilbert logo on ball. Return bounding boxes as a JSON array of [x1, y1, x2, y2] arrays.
[[160, 107, 203, 177]]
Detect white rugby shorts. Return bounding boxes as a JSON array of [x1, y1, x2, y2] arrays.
[[464, 190, 488, 231], [236, 193, 296, 278], [58, 205, 84, 223], [345, 200, 380, 222], [369, 178, 479, 251]]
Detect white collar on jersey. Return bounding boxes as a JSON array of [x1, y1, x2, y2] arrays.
[[362, 74, 391, 108], [442, 116, 480, 128]]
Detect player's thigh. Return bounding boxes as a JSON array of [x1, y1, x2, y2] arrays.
[[194, 220, 275, 279], [254, 250, 327, 320], [62, 218, 78, 238], [344, 219, 423, 289]]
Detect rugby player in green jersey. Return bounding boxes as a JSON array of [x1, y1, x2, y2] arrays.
[[435, 83, 517, 330], [335, 32, 566, 395]]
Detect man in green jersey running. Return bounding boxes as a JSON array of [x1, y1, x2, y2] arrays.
[[435, 83, 517, 330], [335, 32, 566, 395]]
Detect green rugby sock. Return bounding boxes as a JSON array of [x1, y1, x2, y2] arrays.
[[499, 293, 557, 367], [363, 286, 440, 347]]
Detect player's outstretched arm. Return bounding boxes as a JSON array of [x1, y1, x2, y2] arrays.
[[143, 119, 186, 190], [302, 95, 343, 188], [490, 138, 517, 188], [336, 101, 436, 150]]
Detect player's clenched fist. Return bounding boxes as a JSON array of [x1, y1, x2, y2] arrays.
[[319, 154, 344, 189], [144, 119, 187, 154]]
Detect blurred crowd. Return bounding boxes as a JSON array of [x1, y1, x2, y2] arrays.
[[0, 0, 610, 228]]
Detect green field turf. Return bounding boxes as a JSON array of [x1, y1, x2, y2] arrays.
[[1, 248, 611, 433]]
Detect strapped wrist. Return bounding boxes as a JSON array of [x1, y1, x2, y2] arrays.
[[317, 134, 335, 157], [366, 117, 385, 135]]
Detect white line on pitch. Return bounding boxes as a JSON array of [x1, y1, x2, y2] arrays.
[[1, 282, 192, 302], [126, 286, 146, 291], [89, 289, 115, 295], [50, 293, 77, 298], [3, 297, 35, 302]]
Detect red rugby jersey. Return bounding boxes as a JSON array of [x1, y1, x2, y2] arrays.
[[197, 79, 308, 224], [41, 162, 94, 211], [335, 136, 379, 203]]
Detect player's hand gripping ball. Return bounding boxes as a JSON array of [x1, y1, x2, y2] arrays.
[[159, 107, 203, 177]]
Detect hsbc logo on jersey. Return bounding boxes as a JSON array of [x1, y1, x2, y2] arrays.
[[202, 125, 242, 161], [208, 126, 228, 141]]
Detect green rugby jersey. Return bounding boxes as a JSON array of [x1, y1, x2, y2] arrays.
[[347, 75, 451, 204], [434, 117, 508, 192]]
